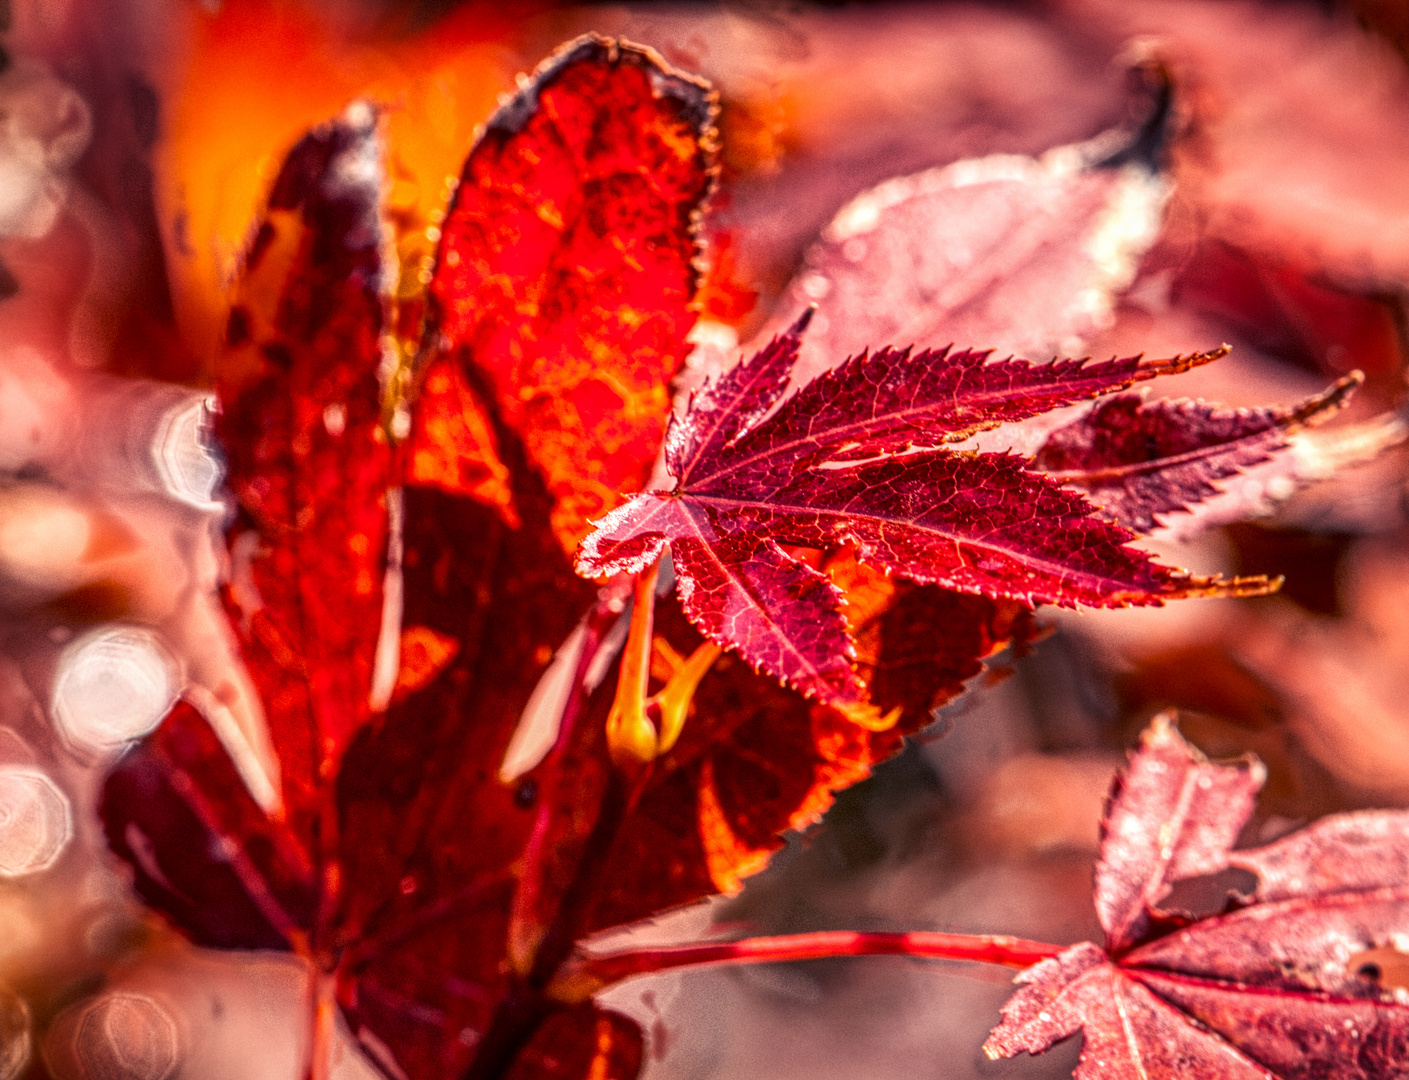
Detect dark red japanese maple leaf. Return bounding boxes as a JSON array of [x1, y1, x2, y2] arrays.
[[575, 313, 1271, 706], [985, 715, 1409, 1079], [105, 37, 719, 1080]]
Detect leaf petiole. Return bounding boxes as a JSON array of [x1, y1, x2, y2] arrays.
[[605, 557, 664, 766], [648, 637, 723, 754], [605, 555, 724, 764], [550, 929, 1066, 1002]]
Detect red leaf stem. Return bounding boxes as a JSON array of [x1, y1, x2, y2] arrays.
[[556, 930, 1066, 1000]]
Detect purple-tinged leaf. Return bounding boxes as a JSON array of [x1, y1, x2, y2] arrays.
[[665, 309, 811, 482], [1228, 812, 1409, 902], [987, 942, 1273, 1079], [1156, 409, 1409, 541], [672, 532, 859, 703], [694, 342, 1225, 485], [751, 108, 1173, 389], [985, 716, 1409, 1080], [1034, 374, 1362, 534], [1095, 714, 1263, 955]]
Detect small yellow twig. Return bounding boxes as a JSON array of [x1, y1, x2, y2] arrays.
[[605, 559, 662, 766], [649, 640, 723, 755]]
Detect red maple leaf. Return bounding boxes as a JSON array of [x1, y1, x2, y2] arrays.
[[984, 715, 1409, 1078], [576, 313, 1269, 705], [105, 37, 715, 1080]]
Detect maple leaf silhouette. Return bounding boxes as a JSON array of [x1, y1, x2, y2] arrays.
[[576, 315, 1271, 704], [985, 715, 1409, 1079]]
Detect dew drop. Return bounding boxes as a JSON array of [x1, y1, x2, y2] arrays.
[[0, 984, 30, 1080], [72, 994, 179, 1080], [0, 767, 70, 876], [51, 627, 177, 757], [150, 396, 222, 510]]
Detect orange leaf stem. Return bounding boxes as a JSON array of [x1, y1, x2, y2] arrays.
[[648, 638, 723, 755], [605, 558, 662, 766]]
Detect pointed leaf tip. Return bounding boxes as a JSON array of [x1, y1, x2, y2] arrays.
[[1139, 344, 1230, 378]]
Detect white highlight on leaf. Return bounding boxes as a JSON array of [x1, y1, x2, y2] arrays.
[[825, 153, 1038, 243], [501, 622, 588, 783], [1063, 163, 1169, 355], [368, 487, 404, 713], [51, 626, 177, 757], [183, 684, 280, 814], [0, 767, 70, 876], [329, 101, 380, 199], [585, 608, 632, 692], [500, 600, 636, 783], [71, 993, 180, 1080]]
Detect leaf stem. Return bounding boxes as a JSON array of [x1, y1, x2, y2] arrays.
[[553, 929, 1066, 1001]]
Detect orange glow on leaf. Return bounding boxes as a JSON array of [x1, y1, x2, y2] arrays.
[[157, 0, 537, 363], [393, 624, 461, 702]]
